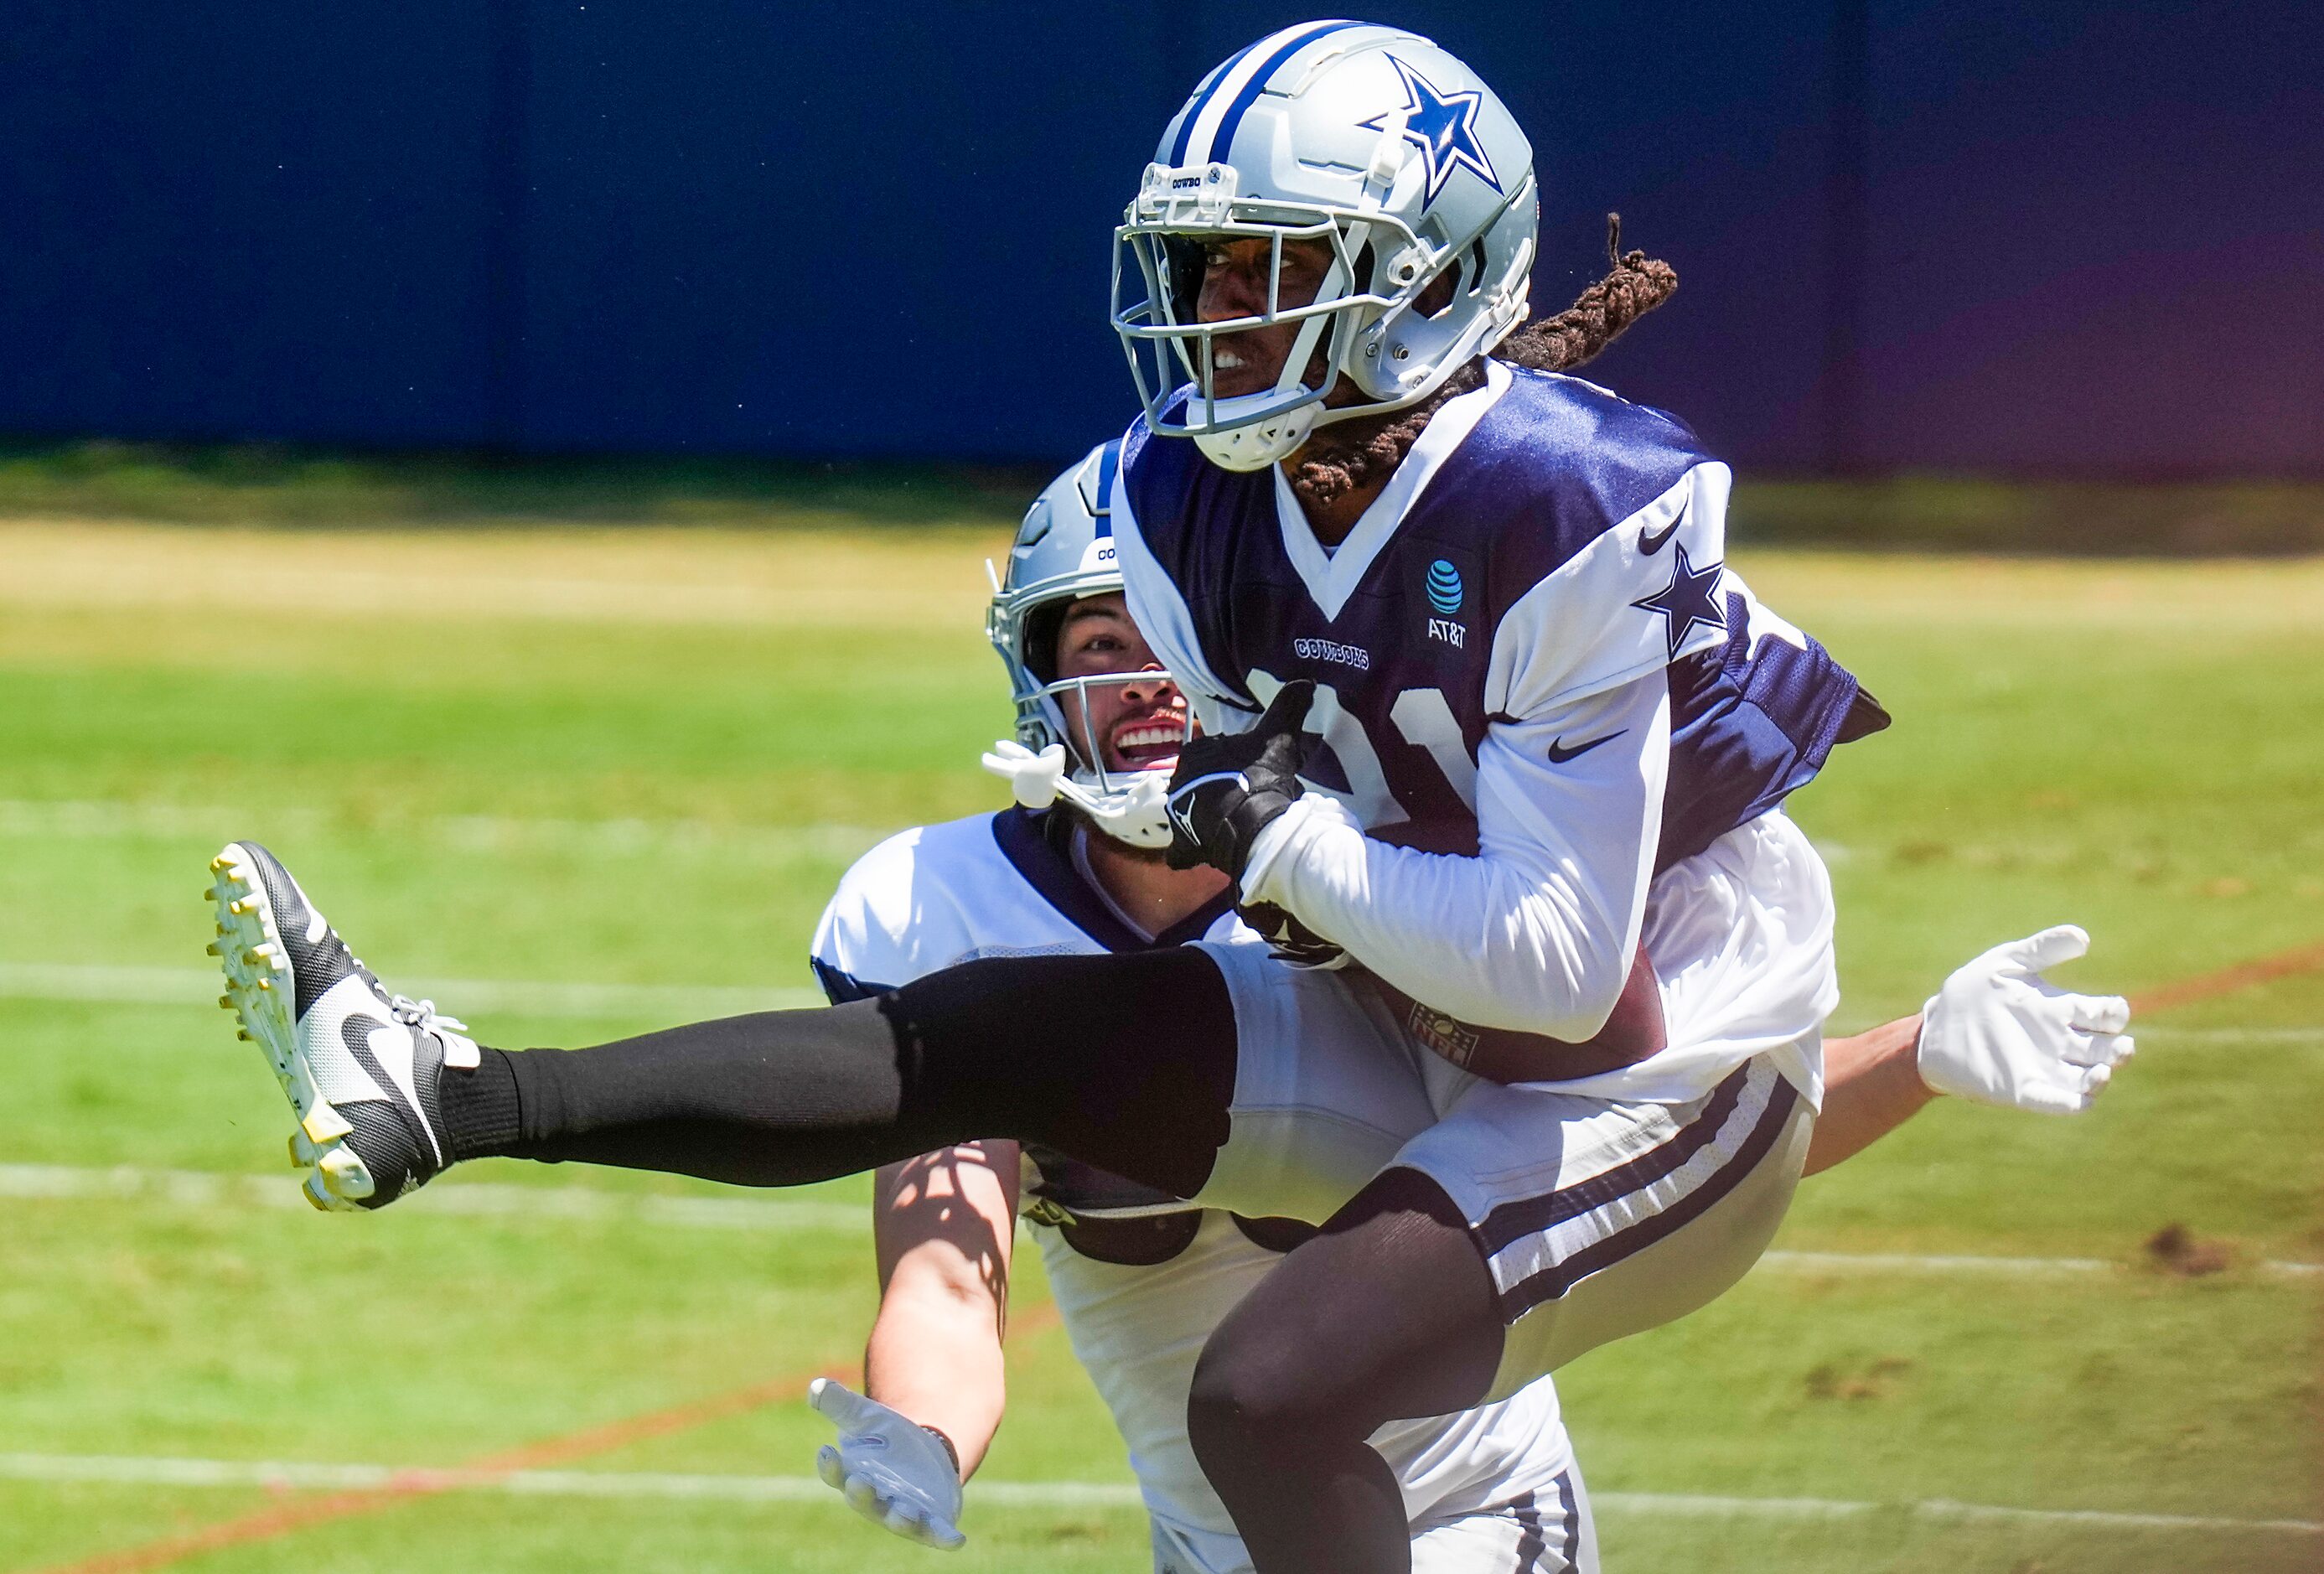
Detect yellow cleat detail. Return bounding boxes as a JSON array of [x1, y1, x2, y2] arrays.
[[219, 994, 234, 1010], [317, 1147, 375, 1199], [204, 940, 223, 956], [302, 1104, 353, 1144], [256, 977, 272, 992]]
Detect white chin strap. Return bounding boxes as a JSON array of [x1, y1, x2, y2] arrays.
[[981, 741, 1175, 850], [1190, 394, 1319, 472]]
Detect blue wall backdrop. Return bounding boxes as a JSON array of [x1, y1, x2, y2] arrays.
[[2, 2, 2317, 474]]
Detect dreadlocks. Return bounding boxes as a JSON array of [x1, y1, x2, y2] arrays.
[[1289, 215, 1680, 510]]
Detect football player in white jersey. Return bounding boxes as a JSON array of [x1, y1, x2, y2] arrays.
[[795, 447, 2130, 1571], [204, 455, 2125, 1571], [204, 26, 2131, 1571]]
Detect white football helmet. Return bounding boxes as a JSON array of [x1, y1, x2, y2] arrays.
[[982, 441, 1190, 849], [1112, 21, 1539, 470]]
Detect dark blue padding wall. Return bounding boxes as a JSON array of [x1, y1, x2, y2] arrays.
[[1, 2, 2316, 474], [1, 7, 505, 446]]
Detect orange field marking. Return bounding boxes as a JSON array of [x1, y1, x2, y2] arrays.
[[29, 1302, 1062, 1574], [2131, 938, 2324, 1015]]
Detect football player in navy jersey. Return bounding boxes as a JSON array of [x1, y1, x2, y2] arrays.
[[797, 447, 2130, 1571], [203, 24, 2132, 1573]]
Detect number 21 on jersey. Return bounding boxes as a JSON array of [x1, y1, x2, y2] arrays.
[[1246, 670, 1477, 830]]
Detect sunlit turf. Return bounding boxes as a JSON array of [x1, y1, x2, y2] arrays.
[[0, 520, 2317, 1571]]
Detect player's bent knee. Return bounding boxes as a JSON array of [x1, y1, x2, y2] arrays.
[[1187, 1168, 1503, 1461], [1186, 1328, 1345, 1474]]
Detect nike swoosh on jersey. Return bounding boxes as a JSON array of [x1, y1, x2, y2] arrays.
[[1638, 515, 1682, 555], [1545, 730, 1627, 764]]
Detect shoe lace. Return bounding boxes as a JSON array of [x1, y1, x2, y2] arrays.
[[389, 995, 468, 1035]]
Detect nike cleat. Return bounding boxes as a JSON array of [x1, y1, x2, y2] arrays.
[[206, 841, 477, 1211]]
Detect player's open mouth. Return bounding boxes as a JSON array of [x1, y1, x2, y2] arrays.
[[1110, 721, 1185, 772], [1202, 330, 1332, 402], [1205, 334, 1281, 398]]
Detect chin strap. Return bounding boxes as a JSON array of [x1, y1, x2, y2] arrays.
[[1192, 394, 1320, 472], [981, 740, 1175, 850]]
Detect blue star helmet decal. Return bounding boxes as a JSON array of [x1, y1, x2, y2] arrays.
[[1631, 543, 1728, 657], [1359, 57, 1501, 204]]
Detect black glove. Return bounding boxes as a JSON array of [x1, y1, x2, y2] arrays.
[[1236, 900, 1348, 970], [1163, 681, 1315, 878]]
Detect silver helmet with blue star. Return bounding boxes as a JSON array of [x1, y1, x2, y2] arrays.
[[982, 440, 1188, 848], [1112, 22, 1539, 471]]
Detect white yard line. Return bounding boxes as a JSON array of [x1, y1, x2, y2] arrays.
[[0, 1164, 862, 1231], [0, 1453, 2312, 1535], [0, 1452, 1134, 1506], [2129, 1025, 2324, 1044], [1757, 1250, 2114, 1275], [1586, 1488, 2321, 1536], [0, 557, 988, 629], [3, 1163, 2318, 1280], [1760, 1250, 2318, 1279], [0, 798, 888, 862], [0, 963, 822, 1018]]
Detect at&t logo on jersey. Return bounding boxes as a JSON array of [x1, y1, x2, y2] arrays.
[[1425, 558, 1466, 648]]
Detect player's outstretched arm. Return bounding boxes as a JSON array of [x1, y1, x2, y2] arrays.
[[814, 1140, 1021, 1551], [1804, 1017, 1931, 1177], [1804, 927, 2134, 1175]]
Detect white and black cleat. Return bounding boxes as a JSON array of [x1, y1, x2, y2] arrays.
[[207, 841, 476, 1212]]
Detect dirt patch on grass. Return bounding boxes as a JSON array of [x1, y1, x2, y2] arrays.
[[2144, 1223, 2233, 1277]]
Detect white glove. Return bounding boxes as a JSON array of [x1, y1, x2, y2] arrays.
[[809, 1378, 966, 1551], [1918, 926, 2135, 1114]]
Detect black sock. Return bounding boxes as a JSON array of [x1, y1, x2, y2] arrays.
[[442, 1049, 522, 1159], [437, 948, 1236, 1198]]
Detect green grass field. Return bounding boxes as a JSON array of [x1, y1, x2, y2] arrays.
[[1, 518, 2318, 1572]]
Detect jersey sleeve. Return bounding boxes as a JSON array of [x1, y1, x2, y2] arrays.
[[1486, 458, 1733, 721], [1241, 671, 1669, 1038], [809, 829, 946, 1003]]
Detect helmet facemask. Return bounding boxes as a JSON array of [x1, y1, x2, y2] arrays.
[[991, 653, 1192, 853], [984, 443, 1193, 851], [1114, 26, 1541, 471]]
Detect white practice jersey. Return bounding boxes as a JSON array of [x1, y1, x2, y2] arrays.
[[810, 808, 1577, 1556]]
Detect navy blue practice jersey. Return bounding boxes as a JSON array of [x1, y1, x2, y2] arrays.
[[1115, 359, 1879, 873]]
